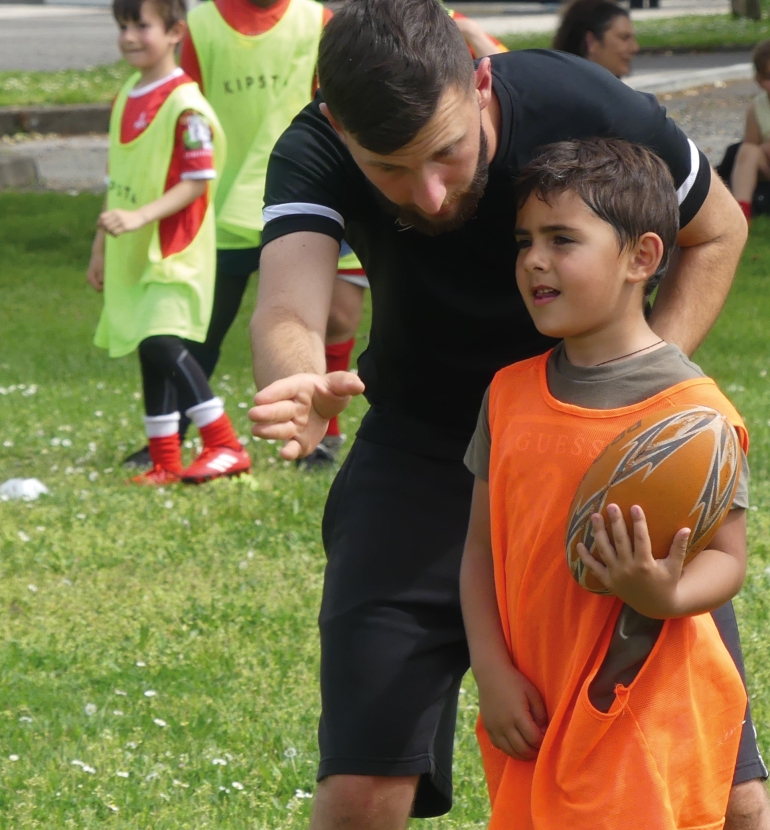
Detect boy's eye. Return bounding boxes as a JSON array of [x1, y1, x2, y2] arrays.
[[553, 236, 573, 246], [515, 238, 531, 249]]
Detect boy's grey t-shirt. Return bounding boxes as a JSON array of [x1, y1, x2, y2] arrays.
[[464, 341, 749, 507]]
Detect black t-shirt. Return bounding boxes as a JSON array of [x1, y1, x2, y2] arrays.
[[262, 50, 711, 460]]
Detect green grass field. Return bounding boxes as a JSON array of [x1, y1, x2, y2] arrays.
[[0, 192, 769, 827]]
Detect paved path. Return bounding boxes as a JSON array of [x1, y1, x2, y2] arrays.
[[0, 0, 735, 70], [2, 76, 751, 191]]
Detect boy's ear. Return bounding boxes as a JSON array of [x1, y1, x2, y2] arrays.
[[320, 103, 347, 145], [169, 18, 187, 44], [626, 232, 664, 285]]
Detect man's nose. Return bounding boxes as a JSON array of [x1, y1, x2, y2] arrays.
[[410, 170, 447, 215]]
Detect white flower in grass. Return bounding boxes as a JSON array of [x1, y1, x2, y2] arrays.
[[18, 531, 30, 543], [88, 472, 99, 482], [163, 500, 173, 509], [107, 805, 119, 813], [8, 755, 19, 762], [136, 661, 146, 667], [154, 718, 167, 728], [172, 779, 189, 788], [83, 765, 96, 774], [125, 741, 139, 750], [3, 440, 13, 447], [94, 411, 103, 418], [114, 689, 127, 696], [295, 789, 312, 799], [231, 781, 244, 791], [219, 786, 230, 794], [112, 710, 124, 716], [19, 716, 32, 723], [71, 760, 84, 767], [84, 703, 97, 716], [27, 584, 37, 593], [146, 771, 159, 781], [212, 758, 227, 766], [237, 402, 248, 409], [144, 690, 157, 698], [35, 526, 45, 532], [283, 747, 297, 759], [61, 438, 72, 447], [75, 513, 86, 520], [116, 771, 129, 778]]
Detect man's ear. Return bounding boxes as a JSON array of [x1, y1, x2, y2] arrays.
[[319, 103, 347, 144], [627, 232, 665, 285], [474, 57, 493, 111]]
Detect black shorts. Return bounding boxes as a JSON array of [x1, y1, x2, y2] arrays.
[[318, 438, 766, 819]]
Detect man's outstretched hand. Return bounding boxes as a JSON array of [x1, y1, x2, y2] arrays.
[[248, 371, 365, 460]]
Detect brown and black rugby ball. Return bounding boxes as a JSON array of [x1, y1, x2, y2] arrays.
[[566, 406, 741, 594]]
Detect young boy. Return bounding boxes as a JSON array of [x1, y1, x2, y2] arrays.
[[460, 138, 750, 829], [87, 0, 251, 485], [729, 39, 770, 222]]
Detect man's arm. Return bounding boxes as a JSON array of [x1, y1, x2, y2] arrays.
[[649, 168, 748, 356], [248, 231, 365, 459]]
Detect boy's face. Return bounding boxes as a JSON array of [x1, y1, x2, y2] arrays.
[[514, 189, 644, 341], [117, 1, 183, 71]]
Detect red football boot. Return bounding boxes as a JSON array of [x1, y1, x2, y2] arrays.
[[129, 434, 183, 486], [182, 413, 251, 484]]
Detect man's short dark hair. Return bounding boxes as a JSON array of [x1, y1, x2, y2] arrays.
[[753, 39, 770, 76], [516, 138, 679, 299], [112, 0, 186, 31], [318, 0, 475, 155]]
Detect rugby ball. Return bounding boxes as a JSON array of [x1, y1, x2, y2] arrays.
[[566, 405, 741, 594]]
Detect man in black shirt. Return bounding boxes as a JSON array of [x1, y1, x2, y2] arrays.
[[248, 1, 767, 827]]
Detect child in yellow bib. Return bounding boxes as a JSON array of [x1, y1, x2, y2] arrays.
[[87, 0, 251, 485], [461, 139, 750, 829]]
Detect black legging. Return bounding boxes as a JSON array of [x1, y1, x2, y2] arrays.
[[139, 335, 214, 417]]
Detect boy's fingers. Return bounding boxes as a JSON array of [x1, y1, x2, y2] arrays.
[[514, 711, 545, 749], [248, 399, 304, 426], [589, 513, 615, 560], [666, 527, 691, 566], [606, 503, 632, 559], [630, 504, 653, 559]]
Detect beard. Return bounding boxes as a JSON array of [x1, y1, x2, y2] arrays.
[[373, 126, 490, 237]]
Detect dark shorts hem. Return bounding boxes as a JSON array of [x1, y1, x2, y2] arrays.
[[317, 754, 452, 818], [734, 758, 770, 785]]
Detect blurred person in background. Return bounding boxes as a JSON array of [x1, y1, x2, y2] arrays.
[[553, 0, 639, 79]]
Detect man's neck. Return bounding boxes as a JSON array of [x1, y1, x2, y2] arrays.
[[482, 87, 501, 164]]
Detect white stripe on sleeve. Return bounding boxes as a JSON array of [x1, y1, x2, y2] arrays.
[[676, 139, 700, 206], [262, 202, 345, 229]]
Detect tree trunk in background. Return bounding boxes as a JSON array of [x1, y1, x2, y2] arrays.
[[731, 0, 762, 20]]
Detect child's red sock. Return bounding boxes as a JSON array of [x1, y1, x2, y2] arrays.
[[325, 338, 355, 438], [198, 412, 241, 451], [738, 200, 752, 222], [147, 434, 184, 475]]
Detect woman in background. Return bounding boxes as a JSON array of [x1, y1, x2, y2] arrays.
[[553, 0, 639, 78]]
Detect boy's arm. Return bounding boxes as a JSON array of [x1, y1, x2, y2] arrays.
[[450, 12, 507, 57], [87, 197, 108, 291], [577, 504, 747, 619], [460, 478, 548, 761], [98, 178, 207, 237]]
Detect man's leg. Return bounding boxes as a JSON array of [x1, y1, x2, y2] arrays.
[[726, 780, 770, 830], [310, 775, 419, 830], [711, 602, 770, 828], [314, 437, 473, 827]]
